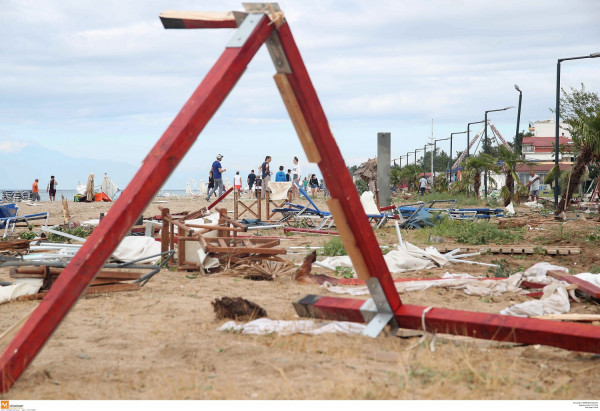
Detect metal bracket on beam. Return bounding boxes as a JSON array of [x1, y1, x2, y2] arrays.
[[226, 13, 264, 48], [266, 31, 292, 73], [361, 277, 399, 338]]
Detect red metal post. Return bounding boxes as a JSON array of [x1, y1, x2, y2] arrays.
[[0, 14, 274, 393]]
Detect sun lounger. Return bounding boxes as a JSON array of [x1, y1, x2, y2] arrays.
[[0, 204, 49, 238]]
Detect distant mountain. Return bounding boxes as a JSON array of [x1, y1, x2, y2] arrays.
[[0, 144, 138, 190]]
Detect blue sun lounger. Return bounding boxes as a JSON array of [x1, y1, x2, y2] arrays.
[[0, 203, 49, 239], [273, 182, 392, 229]]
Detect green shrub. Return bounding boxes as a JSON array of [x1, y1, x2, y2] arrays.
[[322, 237, 347, 256]]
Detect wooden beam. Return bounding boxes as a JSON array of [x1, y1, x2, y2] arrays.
[[275, 23, 401, 311], [159, 10, 246, 29], [295, 295, 600, 354], [547, 271, 600, 299], [273, 73, 321, 163]]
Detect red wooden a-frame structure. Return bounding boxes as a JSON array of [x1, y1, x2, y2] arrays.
[[1, 3, 599, 393]]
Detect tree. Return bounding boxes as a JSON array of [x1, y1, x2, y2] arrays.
[[556, 84, 600, 212], [391, 164, 422, 191], [463, 153, 501, 198], [497, 145, 531, 206]]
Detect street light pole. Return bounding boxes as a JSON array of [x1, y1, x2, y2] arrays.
[[447, 131, 467, 181], [423, 145, 427, 177], [554, 52, 600, 208], [467, 120, 485, 159], [514, 84, 523, 154], [484, 106, 515, 198]]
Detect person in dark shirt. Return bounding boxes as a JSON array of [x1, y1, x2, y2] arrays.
[[260, 155, 272, 199], [247, 170, 256, 198]]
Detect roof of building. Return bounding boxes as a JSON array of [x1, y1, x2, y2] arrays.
[[522, 136, 573, 147], [515, 162, 573, 173]]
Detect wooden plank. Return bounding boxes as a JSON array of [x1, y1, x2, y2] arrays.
[[294, 294, 600, 354], [558, 248, 569, 255], [547, 248, 558, 255], [159, 11, 245, 29], [0, 15, 275, 393], [206, 245, 285, 255], [524, 247, 535, 254], [533, 314, 600, 322], [283, 227, 339, 235], [547, 271, 600, 299], [277, 23, 401, 311]]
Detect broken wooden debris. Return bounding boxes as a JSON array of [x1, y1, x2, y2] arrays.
[[17, 283, 141, 301], [212, 297, 267, 321], [161, 207, 286, 271], [283, 227, 339, 235], [0, 239, 30, 251], [435, 245, 581, 255], [547, 270, 600, 299], [219, 256, 296, 281]]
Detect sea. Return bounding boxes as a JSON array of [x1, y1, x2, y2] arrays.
[[0, 189, 191, 202]]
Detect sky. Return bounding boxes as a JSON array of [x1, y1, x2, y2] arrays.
[[1, 0, 599, 189]]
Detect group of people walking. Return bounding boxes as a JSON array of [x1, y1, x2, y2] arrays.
[[205, 154, 325, 200]]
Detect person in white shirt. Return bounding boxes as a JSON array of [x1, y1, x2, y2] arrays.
[[526, 171, 540, 202], [233, 171, 243, 193], [419, 175, 428, 196], [292, 156, 302, 199]]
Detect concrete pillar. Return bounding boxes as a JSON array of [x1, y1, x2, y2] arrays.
[[377, 132, 391, 207]]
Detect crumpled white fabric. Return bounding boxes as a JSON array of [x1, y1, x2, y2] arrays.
[[521, 262, 569, 283], [500, 282, 570, 317], [574, 273, 600, 287], [505, 203, 516, 216], [360, 191, 381, 215], [268, 181, 292, 200], [218, 318, 366, 335], [321, 242, 448, 276], [0, 278, 43, 304], [322, 272, 525, 297], [524, 201, 543, 208], [113, 236, 162, 263]]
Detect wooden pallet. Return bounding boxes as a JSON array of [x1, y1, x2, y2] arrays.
[[435, 245, 581, 255]]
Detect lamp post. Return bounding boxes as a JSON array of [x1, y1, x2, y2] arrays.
[[484, 106, 515, 198], [467, 120, 485, 158], [426, 143, 435, 184], [514, 84, 523, 154], [554, 52, 600, 207], [447, 131, 467, 181], [432, 137, 450, 183], [414, 148, 424, 174]]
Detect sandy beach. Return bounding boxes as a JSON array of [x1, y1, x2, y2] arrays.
[[1, 194, 600, 400]]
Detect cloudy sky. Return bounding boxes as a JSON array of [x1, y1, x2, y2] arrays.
[[1, 0, 599, 189]]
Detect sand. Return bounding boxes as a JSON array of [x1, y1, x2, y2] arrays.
[[1, 195, 600, 400]]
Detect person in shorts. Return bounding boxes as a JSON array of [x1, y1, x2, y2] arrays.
[[247, 170, 256, 198], [47, 175, 58, 201], [233, 171, 242, 192], [527, 170, 540, 203]]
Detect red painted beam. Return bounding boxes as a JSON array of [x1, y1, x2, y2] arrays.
[[207, 187, 234, 211], [295, 295, 600, 353], [276, 23, 401, 311], [283, 227, 338, 235], [547, 271, 600, 299], [0, 15, 274, 393]]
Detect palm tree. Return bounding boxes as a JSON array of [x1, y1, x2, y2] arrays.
[[497, 145, 533, 206], [557, 107, 600, 211], [463, 153, 501, 198]]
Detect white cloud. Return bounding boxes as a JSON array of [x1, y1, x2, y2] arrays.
[[0, 139, 29, 153]]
